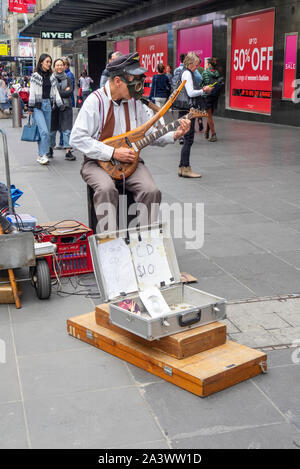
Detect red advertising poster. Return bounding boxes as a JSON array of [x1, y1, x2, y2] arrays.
[[114, 40, 130, 55], [230, 9, 275, 114], [9, 0, 27, 13], [177, 23, 212, 68], [136, 33, 168, 96], [283, 33, 298, 100]]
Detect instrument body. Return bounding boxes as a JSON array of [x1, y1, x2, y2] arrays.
[[98, 82, 207, 180]]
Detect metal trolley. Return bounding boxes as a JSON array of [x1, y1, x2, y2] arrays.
[[0, 128, 51, 306]]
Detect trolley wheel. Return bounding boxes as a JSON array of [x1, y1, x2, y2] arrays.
[[32, 259, 51, 300]]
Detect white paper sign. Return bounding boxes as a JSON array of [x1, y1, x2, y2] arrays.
[[129, 228, 173, 290], [139, 287, 171, 318], [97, 237, 138, 300]]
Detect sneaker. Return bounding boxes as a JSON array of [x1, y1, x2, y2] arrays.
[[65, 150, 76, 161], [37, 155, 49, 165], [46, 147, 54, 158], [209, 133, 217, 142]]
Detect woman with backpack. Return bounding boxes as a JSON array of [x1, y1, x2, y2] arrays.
[[177, 52, 212, 178]]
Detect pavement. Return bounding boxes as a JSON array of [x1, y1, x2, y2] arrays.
[[0, 113, 300, 449]]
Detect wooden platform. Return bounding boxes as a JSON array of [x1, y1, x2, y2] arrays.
[[95, 303, 226, 359], [67, 312, 267, 397]]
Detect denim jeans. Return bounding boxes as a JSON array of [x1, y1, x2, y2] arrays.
[[50, 129, 71, 149], [34, 99, 51, 156]]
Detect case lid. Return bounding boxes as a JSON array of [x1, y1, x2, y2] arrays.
[[89, 223, 181, 302]]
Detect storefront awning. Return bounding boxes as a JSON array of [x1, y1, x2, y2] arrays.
[[20, 0, 147, 38], [20, 0, 216, 39]]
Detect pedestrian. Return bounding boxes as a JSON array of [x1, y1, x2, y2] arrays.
[[28, 53, 63, 165], [78, 70, 94, 102], [166, 65, 173, 87], [48, 58, 75, 161], [149, 63, 171, 107], [178, 52, 212, 178], [0, 79, 11, 114], [202, 57, 220, 142], [70, 52, 190, 232], [99, 51, 123, 88], [56, 57, 75, 149]]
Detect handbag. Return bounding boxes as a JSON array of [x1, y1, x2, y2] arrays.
[[21, 115, 40, 142], [76, 95, 83, 108]]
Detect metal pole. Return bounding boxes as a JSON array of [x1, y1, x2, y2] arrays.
[[11, 92, 21, 128], [0, 128, 13, 213], [32, 37, 35, 70]]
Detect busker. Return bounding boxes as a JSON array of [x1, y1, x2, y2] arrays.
[[70, 52, 190, 232]]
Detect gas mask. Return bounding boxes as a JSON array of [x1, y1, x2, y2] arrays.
[[121, 74, 145, 100]]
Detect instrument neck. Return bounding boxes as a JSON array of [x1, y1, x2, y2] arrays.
[[136, 112, 193, 150]]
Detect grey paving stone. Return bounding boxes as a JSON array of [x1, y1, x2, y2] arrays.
[[200, 230, 264, 258], [142, 379, 283, 440], [171, 422, 300, 449], [212, 254, 300, 297], [24, 387, 163, 448], [0, 402, 28, 449], [227, 311, 290, 332], [19, 346, 134, 400], [0, 304, 10, 325], [221, 319, 240, 334], [127, 364, 163, 385], [196, 273, 256, 301], [276, 250, 300, 269], [210, 212, 271, 227], [114, 439, 170, 449], [12, 315, 90, 356], [270, 327, 300, 345], [266, 348, 300, 369], [228, 329, 278, 348], [254, 365, 300, 428], [0, 324, 20, 404]]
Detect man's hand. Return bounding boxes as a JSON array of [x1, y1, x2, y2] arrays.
[[113, 147, 136, 163], [174, 118, 191, 140], [202, 85, 212, 93]]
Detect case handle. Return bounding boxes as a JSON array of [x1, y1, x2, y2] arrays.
[[178, 310, 202, 327]]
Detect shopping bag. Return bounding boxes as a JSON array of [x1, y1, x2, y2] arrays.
[[21, 115, 40, 142], [76, 96, 83, 108]]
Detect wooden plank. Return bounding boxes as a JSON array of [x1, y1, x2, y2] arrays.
[[95, 303, 226, 358], [67, 313, 267, 397]]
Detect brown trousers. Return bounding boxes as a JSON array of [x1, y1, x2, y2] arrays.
[[81, 159, 161, 232]]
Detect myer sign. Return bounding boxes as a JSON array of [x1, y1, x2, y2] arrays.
[[41, 31, 73, 40]]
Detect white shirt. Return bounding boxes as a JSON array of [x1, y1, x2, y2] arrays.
[[182, 70, 204, 98], [79, 76, 93, 92], [70, 81, 175, 162]]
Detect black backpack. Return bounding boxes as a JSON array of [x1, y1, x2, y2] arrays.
[[172, 67, 203, 111]]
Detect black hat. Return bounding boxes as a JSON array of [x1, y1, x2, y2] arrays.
[[107, 52, 147, 76]]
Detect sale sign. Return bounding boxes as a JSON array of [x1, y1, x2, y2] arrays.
[[229, 9, 275, 114], [283, 33, 298, 100], [136, 33, 168, 96], [177, 24, 212, 68], [9, 0, 27, 13]]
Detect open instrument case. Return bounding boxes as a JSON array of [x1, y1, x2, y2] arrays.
[[88, 223, 226, 341]]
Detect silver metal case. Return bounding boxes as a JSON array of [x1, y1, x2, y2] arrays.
[[89, 223, 226, 341]]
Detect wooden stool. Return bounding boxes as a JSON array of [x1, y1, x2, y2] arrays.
[[87, 185, 136, 232]]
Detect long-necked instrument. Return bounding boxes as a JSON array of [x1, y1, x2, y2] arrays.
[[98, 81, 207, 180]]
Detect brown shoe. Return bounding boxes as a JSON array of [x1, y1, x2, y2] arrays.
[[178, 167, 183, 177], [209, 133, 217, 142], [181, 166, 202, 178]]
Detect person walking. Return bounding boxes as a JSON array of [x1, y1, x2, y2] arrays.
[[178, 52, 212, 178], [48, 58, 75, 161], [79, 71, 94, 102], [28, 53, 63, 165], [202, 57, 220, 142], [0, 79, 11, 115], [149, 63, 171, 107]]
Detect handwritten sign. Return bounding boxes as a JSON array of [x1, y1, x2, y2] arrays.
[[97, 238, 138, 300], [129, 228, 173, 290]]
